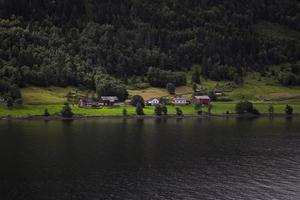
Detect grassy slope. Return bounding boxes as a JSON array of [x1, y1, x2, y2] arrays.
[[1, 69, 300, 117]]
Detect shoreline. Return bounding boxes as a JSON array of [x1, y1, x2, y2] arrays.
[[0, 113, 298, 121]]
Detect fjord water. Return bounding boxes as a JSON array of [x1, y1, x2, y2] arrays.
[[0, 118, 299, 200]]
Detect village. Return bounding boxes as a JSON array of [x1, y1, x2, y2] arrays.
[[78, 90, 222, 109]]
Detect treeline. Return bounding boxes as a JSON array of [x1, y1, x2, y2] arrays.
[[0, 0, 300, 96], [278, 62, 300, 86]]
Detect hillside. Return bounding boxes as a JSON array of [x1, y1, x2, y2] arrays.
[[0, 0, 300, 103]]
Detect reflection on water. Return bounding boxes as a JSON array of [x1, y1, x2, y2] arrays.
[[0, 117, 299, 200]]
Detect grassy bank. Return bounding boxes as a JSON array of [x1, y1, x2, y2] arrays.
[[1, 102, 300, 118]]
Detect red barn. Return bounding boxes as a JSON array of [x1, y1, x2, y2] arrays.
[[193, 96, 211, 105]]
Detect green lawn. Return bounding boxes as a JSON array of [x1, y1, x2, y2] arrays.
[[1, 102, 300, 118]]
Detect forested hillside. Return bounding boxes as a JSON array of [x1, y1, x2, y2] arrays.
[[0, 0, 300, 100]]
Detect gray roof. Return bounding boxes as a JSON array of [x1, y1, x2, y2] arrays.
[[101, 96, 119, 101], [194, 95, 210, 100]]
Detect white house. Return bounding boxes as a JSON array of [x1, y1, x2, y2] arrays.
[[146, 98, 160, 106], [173, 98, 188, 105]]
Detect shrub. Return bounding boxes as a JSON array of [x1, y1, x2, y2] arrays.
[[166, 83, 176, 95], [285, 105, 293, 115], [131, 95, 145, 107], [15, 98, 23, 106], [44, 108, 50, 117], [136, 103, 144, 115], [235, 101, 260, 115], [176, 107, 183, 116], [154, 105, 162, 116], [268, 104, 274, 115], [162, 105, 168, 115], [122, 108, 127, 116], [6, 97, 13, 108], [61, 103, 74, 118]]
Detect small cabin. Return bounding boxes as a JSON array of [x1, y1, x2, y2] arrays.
[[79, 98, 102, 108], [193, 96, 211, 105], [173, 98, 188, 105], [214, 89, 223, 96], [101, 96, 119, 106], [0, 98, 6, 105], [146, 98, 160, 106]]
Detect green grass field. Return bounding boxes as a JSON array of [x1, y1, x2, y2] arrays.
[[1, 102, 299, 117], [1, 71, 300, 118]]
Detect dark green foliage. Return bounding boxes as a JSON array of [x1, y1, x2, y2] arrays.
[[192, 83, 198, 92], [176, 108, 183, 116], [136, 103, 144, 116], [192, 66, 201, 84], [195, 103, 202, 115], [208, 104, 212, 114], [235, 101, 260, 115], [44, 108, 50, 117], [268, 104, 274, 116], [278, 72, 300, 86], [0, 0, 299, 89], [95, 73, 128, 101], [166, 83, 176, 95], [6, 97, 13, 108], [14, 98, 23, 106], [147, 68, 186, 87], [61, 103, 74, 118], [285, 105, 293, 115], [122, 108, 127, 116], [162, 105, 168, 115], [154, 105, 162, 116], [131, 95, 145, 107], [208, 91, 217, 101]]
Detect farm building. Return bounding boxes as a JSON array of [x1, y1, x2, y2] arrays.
[[193, 96, 211, 105], [0, 98, 6, 105], [173, 97, 188, 105], [214, 89, 223, 96], [79, 98, 102, 108], [146, 98, 160, 106], [100, 96, 119, 106]]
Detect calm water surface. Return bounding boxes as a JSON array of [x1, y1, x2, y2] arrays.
[[0, 117, 299, 200]]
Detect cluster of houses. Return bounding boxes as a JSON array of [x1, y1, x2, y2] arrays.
[[78, 89, 223, 108], [145, 96, 211, 106], [79, 95, 214, 108]]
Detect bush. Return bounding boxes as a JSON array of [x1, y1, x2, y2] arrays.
[[61, 103, 74, 118], [44, 108, 50, 116], [15, 98, 23, 106], [6, 97, 13, 108], [122, 108, 127, 116], [162, 105, 168, 115], [136, 103, 144, 115], [285, 105, 293, 115], [278, 72, 299, 86], [235, 101, 260, 115], [176, 108, 183, 116], [166, 83, 176, 95], [154, 105, 162, 116], [268, 104, 274, 115], [131, 95, 145, 107]]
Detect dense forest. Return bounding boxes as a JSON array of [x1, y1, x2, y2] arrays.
[[0, 0, 300, 100]]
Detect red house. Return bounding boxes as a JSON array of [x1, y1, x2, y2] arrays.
[[193, 96, 211, 105]]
